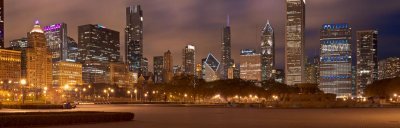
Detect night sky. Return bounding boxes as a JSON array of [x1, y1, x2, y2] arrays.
[[4, 0, 400, 71]]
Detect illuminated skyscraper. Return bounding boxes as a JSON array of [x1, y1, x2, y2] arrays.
[[356, 30, 378, 96], [378, 57, 400, 80], [9, 37, 28, 50], [25, 21, 53, 88], [66, 37, 78, 62], [240, 49, 261, 81], [285, 0, 306, 85], [203, 53, 220, 82], [319, 24, 352, 98], [77, 24, 120, 62], [126, 5, 144, 76], [221, 15, 232, 80], [261, 20, 275, 81], [44, 23, 68, 62], [0, 0, 4, 48], [183, 45, 195, 75], [163, 50, 173, 83], [153, 56, 164, 83]]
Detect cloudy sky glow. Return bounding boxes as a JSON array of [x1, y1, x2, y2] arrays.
[[5, 0, 400, 71]]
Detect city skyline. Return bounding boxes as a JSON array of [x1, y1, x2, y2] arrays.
[[3, 0, 400, 71]]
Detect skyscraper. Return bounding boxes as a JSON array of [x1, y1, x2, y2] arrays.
[[221, 15, 232, 80], [356, 30, 378, 96], [67, 37, 79, 62], [285, 0, 306, 85], [9, 37, 28, 50], [77, 24, 120, 62], [163, 50, 173, 83], [0, 0, 4, 48], [203, 53, 220, 82], [261, 20, 275, 81], [153, 56, 164, 83], [319, 24, 352, 98], [44, 23, 68, 62], [126, 5, 144, 76], [378, 57, 400, 80], [183, 45, 195, 75], [240, 49, 262, 81], [25, 21, 53, 88]]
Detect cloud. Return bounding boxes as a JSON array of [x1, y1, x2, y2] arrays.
[[4, 0, 400, 71]]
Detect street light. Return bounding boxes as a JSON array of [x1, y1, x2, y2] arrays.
[[134, 89, 138, 101], [20, 79, 27, 104], [127, 90, 132, 102]]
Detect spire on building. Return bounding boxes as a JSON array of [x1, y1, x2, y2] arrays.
[[30, 20, 44, 33], [226, 15, 230, 27]]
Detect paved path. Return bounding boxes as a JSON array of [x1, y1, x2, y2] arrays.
[[2, 104, 400, 128]]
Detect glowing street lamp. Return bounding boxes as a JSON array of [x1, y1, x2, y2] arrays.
[[20, 79, 27, 104]]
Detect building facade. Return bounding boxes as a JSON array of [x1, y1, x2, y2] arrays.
[[77, 24, 120, 63], [25, 21, 53, 88], [52, 61, 82, 87], [109, 62, 131, 88], [356, 30, 378, 96], [221, 16, 232, 80], [305, 56, 319, 84], [203, 53, 220, 82], [285, 0, 306, 85], [0, 49, 21, 86], [82, 61, 109, 84], [240, 49, 261, 81], [319, 24, 352, 98], [163, 50, 173, 83], [378, 57, 400, 80], [44, 23, 68, 62], [153, 56, 164, 83], [261, 20, 275, 81], [183, 45, 195, 76], [9, 37, 28, 50], [126, 5, 144, 75]]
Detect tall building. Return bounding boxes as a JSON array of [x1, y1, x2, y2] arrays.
[[356, 30, 378, 96], [9, 37, 28, 50], [82, 61, 109, 84], [0, 49, 21, 84], [182, 45, 195, 75], [77, 24, 120, 63], [240, 49, 261, 81], [163, 50, 173, 83], [44, 23, 68, 62], [285, 0, 306, 85], [0, 0, 4, 48], [203, 53, 220, 82], [25, 21, 53, 88], [261, 20, 275, 81], [126, 5, 144, 75], [142, 57, 149, 76], [221, 15, 232, 80], [67, 37, 79, 62], [319, 24, 352, 98], [173, 65, 183, 76], [52, 61, 82, 87], [378, 57, 400, 80], [305, 58, 318, 84], [109, 62, 131, 87], [153, 56, 164, 83]]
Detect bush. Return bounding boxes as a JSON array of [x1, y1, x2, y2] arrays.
[[0, 111, 134, 127], [2, 104, 63, 109]]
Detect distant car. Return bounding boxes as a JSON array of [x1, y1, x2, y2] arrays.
[[63, 102, 77, 109]]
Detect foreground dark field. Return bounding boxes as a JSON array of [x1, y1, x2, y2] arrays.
[[2, 104, 400, 128]]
